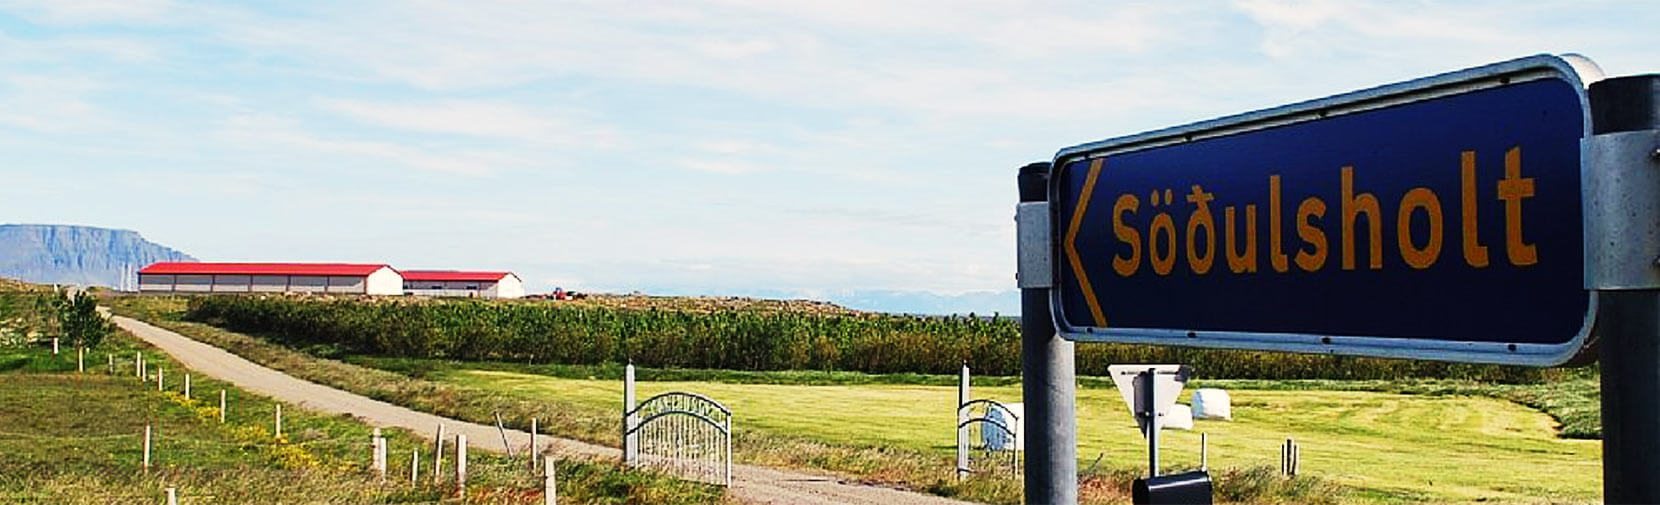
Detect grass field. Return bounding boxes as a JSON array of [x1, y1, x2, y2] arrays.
[[0, 288, 726, 504], [104, 294, 1603, 504], [439, 369, 1599, 504]]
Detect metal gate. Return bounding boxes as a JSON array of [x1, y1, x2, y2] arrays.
[[956, 363, 1021, 479], [622, 365, 732, 486]]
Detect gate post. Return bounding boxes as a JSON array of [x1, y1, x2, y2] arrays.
[[623, 363, 637, 465], [957, 362, 970, 480], [1018, 161, 1078, 504]]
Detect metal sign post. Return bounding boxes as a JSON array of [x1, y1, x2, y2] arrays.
[[1141, 369, 1159, 478], [1018, 53, 1660, 504], [1585, 74, 1660, 504], [1016, 162, 1078, 505]]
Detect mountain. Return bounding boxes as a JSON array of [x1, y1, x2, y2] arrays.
[[0, 224, 194, 289]]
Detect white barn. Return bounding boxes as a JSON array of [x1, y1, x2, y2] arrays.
[[401, 270, 525, 299], [137, 262, 404, 295]]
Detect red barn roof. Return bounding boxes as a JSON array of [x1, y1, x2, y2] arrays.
[[401, 270, 515, 282], [138, 262, 393, 277]]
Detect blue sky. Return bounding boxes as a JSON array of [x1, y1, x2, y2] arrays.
[[1, 1, 1657, 314]]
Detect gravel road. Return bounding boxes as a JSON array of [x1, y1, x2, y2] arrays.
[[113, 315, 976, 505]]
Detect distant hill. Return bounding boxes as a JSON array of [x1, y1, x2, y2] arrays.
[[0, 224, 194, 289]]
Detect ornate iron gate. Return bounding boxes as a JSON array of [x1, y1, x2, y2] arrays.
[[957, 363, 1022, 479], [622, 365, 732, 486]]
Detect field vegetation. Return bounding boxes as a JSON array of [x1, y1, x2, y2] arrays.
[[107, 295, 1356, 504], [178, 294, 1564, 382], [109, 294, 1605, 503], [1, 286, 724, 504]]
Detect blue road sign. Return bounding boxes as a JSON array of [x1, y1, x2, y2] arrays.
[[1049, 55, 1601, 365]]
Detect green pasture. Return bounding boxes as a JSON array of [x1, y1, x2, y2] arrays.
[[445, 369, 1600, 504]]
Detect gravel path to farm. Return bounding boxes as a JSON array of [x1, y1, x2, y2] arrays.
[[113, 315, 974, 505]]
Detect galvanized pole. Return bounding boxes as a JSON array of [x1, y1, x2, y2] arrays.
[[1590, 74, 1660, 505], [1143, 369, 1159, 478], [1017, 161, 1077, 505]]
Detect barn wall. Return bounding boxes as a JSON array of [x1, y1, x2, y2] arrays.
[[364, 268, 404, 295]]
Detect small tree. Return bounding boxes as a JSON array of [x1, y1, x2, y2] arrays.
[[60, 291, 111, 349]]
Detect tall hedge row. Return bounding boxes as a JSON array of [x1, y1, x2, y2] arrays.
[[184, 296, 1555, 382]]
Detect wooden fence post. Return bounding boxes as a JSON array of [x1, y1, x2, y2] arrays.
[[530, 417, 539, 472], [456, 434, 468, 495], [274, 404, 283, 440], [77, 347, 83, 372], [52, 337, 58, 355], [411, 448, 420, 484], [495, 412, 513, 457], [184, 374, 191, 400], [433, 424, 445, 483], [371, 427, 386, 480], [166, 486, 177, 505], [157, 366, 164, 392], [143, 424, 152, 471], [219, 390, 226, 423], [108, 354, 114, 374], [135, 352, 142, 379], [544, 458, 557, 505]]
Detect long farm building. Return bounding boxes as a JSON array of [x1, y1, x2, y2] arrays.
[[136, 262, 526, 298], [401, 270, 525, 298], [138, 262, 404, 295]]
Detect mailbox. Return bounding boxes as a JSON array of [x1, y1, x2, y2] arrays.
[[1132, 470, 1213, 505]]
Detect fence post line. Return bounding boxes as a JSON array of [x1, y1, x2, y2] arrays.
[[433, 424, 445, 483], [623, 363, 636, 465], [530, 417, 539, 472], [166, 486, 177, 505], [544, 457, 557, 505], [456, 433, 468, 495], [218, 390, 226, 423], [143, 424, 152, 471]]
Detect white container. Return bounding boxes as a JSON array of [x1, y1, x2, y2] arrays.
[[1165, 404, 1195, 430], [1191, 389, 1233, 420]]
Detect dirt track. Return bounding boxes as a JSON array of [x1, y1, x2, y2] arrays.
[[112, 315, 975, 505]]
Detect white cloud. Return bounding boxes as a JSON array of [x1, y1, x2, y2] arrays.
[[0, 74, 109, 133], [0, 0, 175, 25], [320, 99, 619, 148], [216, 114, 522, 177]]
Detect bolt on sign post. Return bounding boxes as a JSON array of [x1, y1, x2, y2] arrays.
[[1022, 54, 1660, 503]]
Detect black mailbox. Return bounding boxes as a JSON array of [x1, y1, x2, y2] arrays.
[[1132, 470, 1213, 505]]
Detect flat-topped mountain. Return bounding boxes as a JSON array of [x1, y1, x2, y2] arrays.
[[0, 224, 194, 289]]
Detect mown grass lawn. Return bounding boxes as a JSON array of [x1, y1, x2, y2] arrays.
[[444, 369, 1600, 504]]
